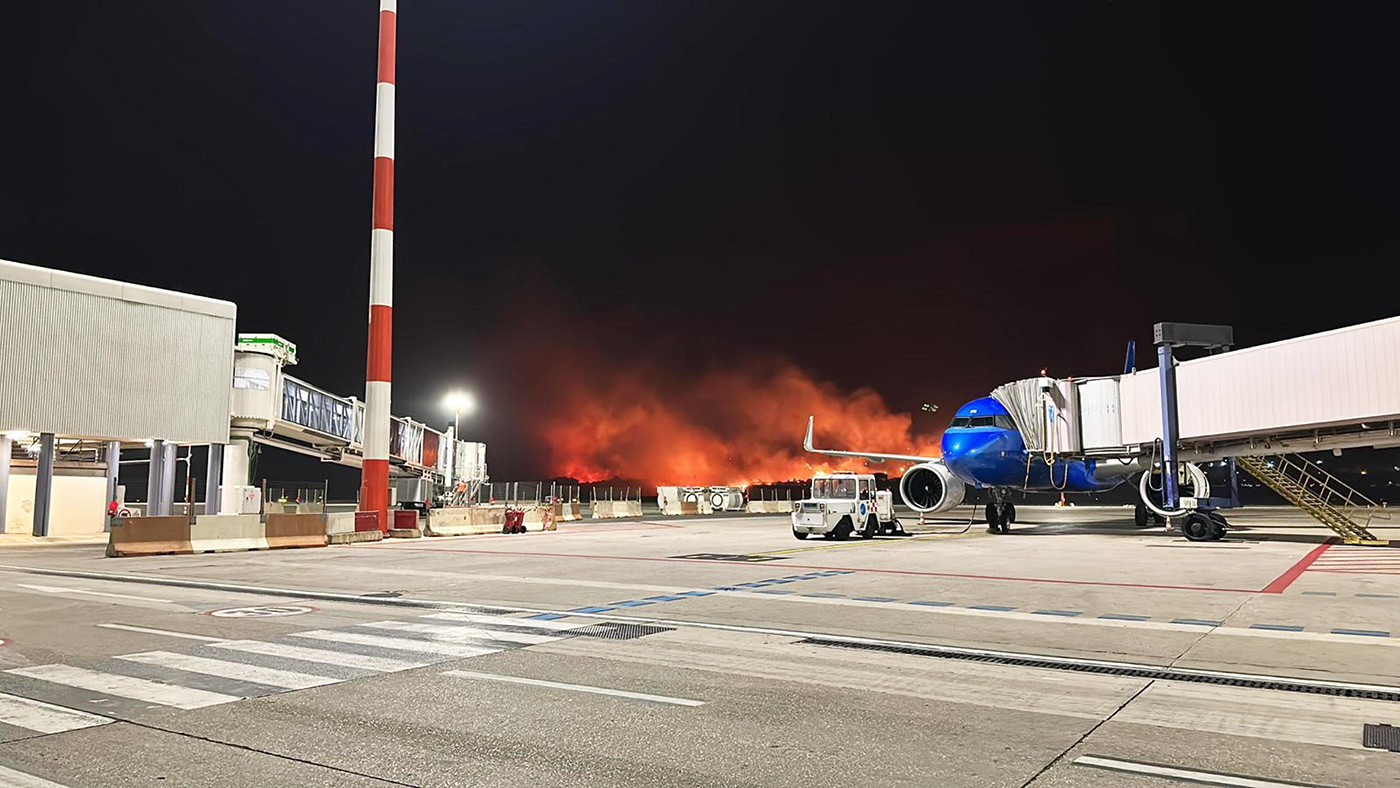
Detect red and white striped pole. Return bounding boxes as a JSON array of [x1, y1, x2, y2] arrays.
[[360, 0, 396, 532]]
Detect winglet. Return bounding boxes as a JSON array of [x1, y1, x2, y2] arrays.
[[803, 415, 816, 452]]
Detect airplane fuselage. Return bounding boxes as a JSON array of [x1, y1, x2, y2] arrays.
[[941, 397, 1122, 493]]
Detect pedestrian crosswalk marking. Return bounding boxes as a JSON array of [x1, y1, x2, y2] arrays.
[[116, 651, 341, 690], [361, 620, 559, 646], [288, 629, 501, 658], [0, 691, 111, 734], [4, 665, 240, 709], [0, 763, 74, 788], [421, 611, 587, 632], [208, 639, 427, 673], [0, 611, 641, 730]]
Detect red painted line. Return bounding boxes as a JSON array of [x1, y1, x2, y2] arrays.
[[1260, 539, 1337, 594], [372, 157, 394, 230], [366, 305, 392, 381], [377, 9, 396, 85], [359, 546, 1260, 593]]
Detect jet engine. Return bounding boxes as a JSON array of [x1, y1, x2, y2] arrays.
[[898, 462, 966, 513]]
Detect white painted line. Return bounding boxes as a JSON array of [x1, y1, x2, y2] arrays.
[[421, 611, 587, 632], [209, 639, 425, 673], [288, 630, 501, 659], [442, 669, 705, 707], [4, 665, 240, 709], [271, 561, 687, 596], [0, 763, 74, 788], [116, 651, 340, 690], [364, 620, 558, 645], [0, 692, 112, 734], [97, 623, 228, 642], [1073, 755, 1321, 787], [16, 584, 172, 604]]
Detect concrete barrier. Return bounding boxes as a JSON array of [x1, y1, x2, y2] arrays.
[[106, 516, 192, 557], [327, 512, 382, 544], [425, 505, 506, 536], [747, 501, 793, 514], [265, 513, 329, 549], [190, 514, 267, 552]]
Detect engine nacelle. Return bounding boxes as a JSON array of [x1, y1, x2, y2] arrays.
[[899, 462, 966, 513]]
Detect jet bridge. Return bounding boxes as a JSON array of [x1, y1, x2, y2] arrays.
[[221, 334, 487, 514], [993, 316, 1400, 544]]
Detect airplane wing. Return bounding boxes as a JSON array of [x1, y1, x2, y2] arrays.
[[803, 416, 938, 465]]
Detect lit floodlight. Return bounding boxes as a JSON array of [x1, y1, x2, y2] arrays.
[[443, 391, 477, 433]]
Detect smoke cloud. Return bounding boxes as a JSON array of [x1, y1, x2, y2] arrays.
[[534, 360, 941, 486]]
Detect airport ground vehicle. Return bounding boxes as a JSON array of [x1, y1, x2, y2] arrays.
[[790, 472, 900, 540]]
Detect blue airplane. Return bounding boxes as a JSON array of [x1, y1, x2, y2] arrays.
[[803, 395, 1154, 533], [801, 342, 1184, 532]]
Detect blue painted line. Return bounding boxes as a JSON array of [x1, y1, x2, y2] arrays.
[[1250, 623, 1304, 632], [1172, 619, 1223, 627], [854, 596, 897, 602], [1331, 628, 1391, 637], [1032, 610, 1082, 617], [611, 600, 653, 607], [1099, 614, 1151, 621], [569, 606, 615, 614], [643, 595, 685, 602], [756, 589, 792, 595], [1301, 591, 1337, 596], [968, 604, 1016, 612], [1356, 593, 1399, 599], [712, 586, 743, 591], [764, 579, 798, 584], [735, 583, 765, 588], [910, 600, 954, 607], [527, 613, 568, 621], [676, 591, 714, 597], [830, 570, 856, 575], [801, 592, 846, 598]]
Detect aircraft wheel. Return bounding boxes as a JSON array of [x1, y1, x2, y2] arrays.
[[984, 504, 1002, 534], [833, 517, 854, 541], [1134, 502, 1148, 528], [792, 528, 809, 540], [1182, 512, 1215, 542], [861, 516, 879, 539], [1004, 503, 1016, 524]]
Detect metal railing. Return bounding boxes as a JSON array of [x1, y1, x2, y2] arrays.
[[1236, 454, 1388, 544]]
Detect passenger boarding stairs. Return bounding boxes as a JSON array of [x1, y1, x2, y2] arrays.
[[1235, 454, 1390, 546]]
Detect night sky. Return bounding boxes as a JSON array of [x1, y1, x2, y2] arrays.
[[5, 3, 1399, 487]]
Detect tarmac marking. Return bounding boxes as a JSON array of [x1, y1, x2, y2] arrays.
[[1260, 541, 1335, 594], [95, 624, 229, 643], [420, 612, 589, 632], [209, 640, 426, 673], [441, 669, 705, 707], [288, 629, 502, 658], [0, 764, 75, 788], [1072, 755, 1325, 787], [349, 547, 1262, 593], [14, 584, 173, 604], [0, 692, 112, 734], [362, 620, 560, 645], [116, 651, 340, 690], [4, 665, 239, 710]]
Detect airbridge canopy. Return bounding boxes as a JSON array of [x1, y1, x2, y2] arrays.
[[993, 315, 1400, 456]]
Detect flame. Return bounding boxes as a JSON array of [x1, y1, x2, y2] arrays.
[[534, 361, 940, 486]]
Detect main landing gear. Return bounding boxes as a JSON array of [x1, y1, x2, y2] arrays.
[[1134, 502, 1166, 528]]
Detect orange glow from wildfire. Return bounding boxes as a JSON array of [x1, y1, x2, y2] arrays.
[[537, 363, 941, 486]]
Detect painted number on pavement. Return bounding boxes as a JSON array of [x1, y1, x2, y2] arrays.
[[205, 605, 316, 618]]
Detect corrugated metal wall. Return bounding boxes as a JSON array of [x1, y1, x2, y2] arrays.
[[0, 277, 235, 444]]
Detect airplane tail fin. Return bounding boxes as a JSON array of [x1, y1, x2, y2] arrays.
[[1123, 340, 1136, 374]]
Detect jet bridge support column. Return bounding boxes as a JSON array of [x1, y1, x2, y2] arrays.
[[1157, 343, 1181, 511]]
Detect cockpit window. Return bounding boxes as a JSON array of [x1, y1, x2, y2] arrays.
[[950, 414, 1018, 430]]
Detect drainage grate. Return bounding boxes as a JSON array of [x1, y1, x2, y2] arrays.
[[571, 622, 674, 640], [672, 553, 786, 562], [798, 637, 1400, 702], [1363, 723, 1400, 752]]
